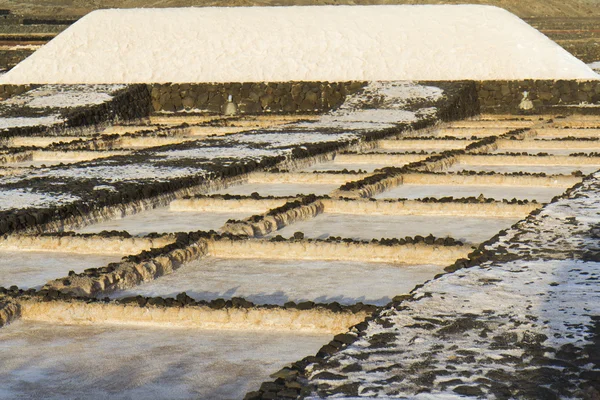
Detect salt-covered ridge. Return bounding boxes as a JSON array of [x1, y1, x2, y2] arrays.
[[1, 5, 597, 84]]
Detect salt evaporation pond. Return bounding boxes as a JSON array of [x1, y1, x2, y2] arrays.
[[447, 163, 599, 175], [0, 320, 328, 400], [374, 184, 564, 202], [300, 162, 389, 173], [77, 208, 251, 235], [212, 183, 339, 197], [0, 251, 120, 289], [6, 160, 74, 168], [269, 214, 518, 243], [111, 258, 442, 306], [490, 148, 600, 156]]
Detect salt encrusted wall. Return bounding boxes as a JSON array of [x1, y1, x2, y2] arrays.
[[148, 82, 367, 113], [63, 84, 153, 127], [477, 80, 600, 114]]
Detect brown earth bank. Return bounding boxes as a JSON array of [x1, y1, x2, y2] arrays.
[[0, 0, 599, 18]]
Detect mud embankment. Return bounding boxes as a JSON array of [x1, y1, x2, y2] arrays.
[[0, 234, 174, 255], [208, 238, 471, 265], [0, 299, 20, 328], [44, 239, 209, 297], [222, 200, 324, 237], [17, 299, 366, 334]]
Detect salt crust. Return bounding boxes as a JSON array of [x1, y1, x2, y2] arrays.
[[0, 5, 597, 84], [3, 85, 125, 108], [307, 172, 600, 397], [0, 188, 80, 211]]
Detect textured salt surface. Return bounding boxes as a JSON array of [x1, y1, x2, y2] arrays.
[[0, 188, 80, 211], [269, 214, 519, 243], [39, 164, 203, 183], [212, 183, 339, 197], [447, 163, 599, 175], [374, 184, 564, 202], [0, 251, 120, 289], [0, 321, 328, 400], [307, 172, 600, 398], [0, 115, 63, 130], [111, 258, 442, 306], [297, 82, 443, 131], [2, 5, 597, 84], [76, 208, 251, 236], [3, 84, 125, 108]]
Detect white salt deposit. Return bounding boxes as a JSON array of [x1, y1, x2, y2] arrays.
[[76, 208, 251, 236], [0, 321, 328, 400], [3, 84, 125, 108], [1, 5, 597, 84], [269, 214, 520, 244], [112, 257, 443, 306], [40, 164, 203, 183], [0, 188, 80, 211], [0, 251, 120, 289], [589, 61, 600, 72], [0, 115, 63, 130]]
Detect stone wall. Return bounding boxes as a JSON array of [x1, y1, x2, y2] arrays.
[[2, 80, 599, 116], [148, 82, 367, 113], [0, 83, 37, 99], [150, 80, 600, 116], [476, 80, 600, 114]]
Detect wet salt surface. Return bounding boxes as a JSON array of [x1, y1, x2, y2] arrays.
[[212, 183, 339, 197], [268, 214, 519, 243], [111, 257, 443, 306], [76, 208, 251, 236], [0, 320, 328, 400], [374, 184, 564, 202], [447, 163, 599, 175], [0, 251, 120, 289]]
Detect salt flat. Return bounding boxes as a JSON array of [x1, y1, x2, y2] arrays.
[[111, 257, 443, 306], [374, 184, 564, 202], [0, 321, 328, 400], [76, 208, 251, 235], [0, 251, 120, 289], [269, 214, 520, 243]]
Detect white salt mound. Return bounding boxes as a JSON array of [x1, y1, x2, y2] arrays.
[[1, 5, 598, 84]]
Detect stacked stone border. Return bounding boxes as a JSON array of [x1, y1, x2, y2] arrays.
[[1, 80, 599, 118]]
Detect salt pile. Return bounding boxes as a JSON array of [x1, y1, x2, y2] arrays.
[[1, 5, 597, 84]]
